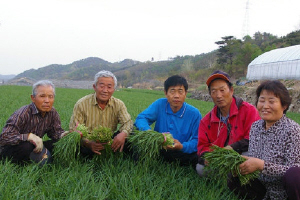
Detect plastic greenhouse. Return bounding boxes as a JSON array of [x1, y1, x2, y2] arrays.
[[246, 45, 300, 80]]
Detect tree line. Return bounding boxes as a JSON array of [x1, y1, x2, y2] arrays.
[[13, 30, 300, 88]]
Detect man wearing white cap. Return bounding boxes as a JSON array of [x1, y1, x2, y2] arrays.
[[196, 70, 260, 176]]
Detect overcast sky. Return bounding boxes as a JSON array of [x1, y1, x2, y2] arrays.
[[1, 0, 300, 75]]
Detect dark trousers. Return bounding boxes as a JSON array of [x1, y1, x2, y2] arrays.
[[227, 173, 266, 200], [0, 140, 56, 164], [227, 167, 300, 200], [160, 149, 198, 168], [283, 167, 300, 200]]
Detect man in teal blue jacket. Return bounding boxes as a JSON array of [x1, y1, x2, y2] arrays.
[[134, 75, 201, 167]]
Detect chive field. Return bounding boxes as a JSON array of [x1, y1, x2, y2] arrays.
[[1, 85, 299, 200]]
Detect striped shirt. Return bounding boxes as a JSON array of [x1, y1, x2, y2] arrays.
[[0, 103, 64, 146], [69, 93, 133, 135]]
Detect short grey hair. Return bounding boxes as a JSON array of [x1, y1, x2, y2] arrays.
[[32, 80, 55, 97], [94, 70, 117, 89]]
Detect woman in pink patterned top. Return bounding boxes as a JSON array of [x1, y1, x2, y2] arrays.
[[228, 80, 300, 200]]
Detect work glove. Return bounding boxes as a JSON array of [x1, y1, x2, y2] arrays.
[[60, 131, 69, 138], [27, 133, 43, 153]]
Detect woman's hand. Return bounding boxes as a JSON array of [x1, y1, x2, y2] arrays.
[[239, 156, 264, 175]]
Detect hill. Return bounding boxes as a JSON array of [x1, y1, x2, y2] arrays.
[[15, 57, 130, 80], [9, 30, 300, 89], [12, 52, 217, 88]]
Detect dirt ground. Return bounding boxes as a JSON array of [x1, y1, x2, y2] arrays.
[[190, 80, 300, 113]]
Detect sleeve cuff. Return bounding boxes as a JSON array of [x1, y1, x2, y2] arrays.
[[22, 133, 30, 141], [121, 130, 129, 136]]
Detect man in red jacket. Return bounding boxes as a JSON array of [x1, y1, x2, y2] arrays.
[[196, 70, 260, 176]]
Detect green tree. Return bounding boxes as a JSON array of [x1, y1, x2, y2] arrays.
[[215, 36, 242, 70], [253, 32, 278, 51], [233, 42, 262, 77]]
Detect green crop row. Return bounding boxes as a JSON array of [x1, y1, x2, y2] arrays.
[[0, 85, 299, 200]]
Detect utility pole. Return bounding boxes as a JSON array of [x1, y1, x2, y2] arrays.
[[242, 0, 250, 38]]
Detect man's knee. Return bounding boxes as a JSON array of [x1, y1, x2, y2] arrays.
[[21, 142, 36, 153], [5, 141, 35, 155], [196, 163, 206, 177], [1, 141, 35, 163]]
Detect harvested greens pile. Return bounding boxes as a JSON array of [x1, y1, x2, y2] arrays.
[[86, 125, 113, 155], [204, 145, 260, 185], [53, 124, 88, 165], [53, 124, 113, 165], [86, 125, 113, 144], [128, 130, 174, 160]]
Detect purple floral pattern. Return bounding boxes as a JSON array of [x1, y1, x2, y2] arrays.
[[249, 115, 300, 199]]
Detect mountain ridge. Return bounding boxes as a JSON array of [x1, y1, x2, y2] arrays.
[[5, 30, 300, 88]]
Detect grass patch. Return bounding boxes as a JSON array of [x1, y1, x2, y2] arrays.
[[1, 85, 299, 199]]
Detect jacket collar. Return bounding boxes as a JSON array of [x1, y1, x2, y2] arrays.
[[92, 93, 113, 108], [30, 102, 39, 114], [212, 97, 239, 122], [30, 102, 53, 116], [166, 101, 187, 118]]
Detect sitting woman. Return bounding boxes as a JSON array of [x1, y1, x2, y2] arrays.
[[227, 80, 300, 200]]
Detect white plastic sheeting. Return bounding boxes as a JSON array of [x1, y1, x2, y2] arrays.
[[246, 45, 300, 80]]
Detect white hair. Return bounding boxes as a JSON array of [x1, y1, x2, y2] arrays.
[[32, 80, 55, 97], [94, 70, 117, 89]]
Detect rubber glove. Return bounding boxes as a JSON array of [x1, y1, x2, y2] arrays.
[[28, 133, 43, 153], [60, 131, 69, 138]]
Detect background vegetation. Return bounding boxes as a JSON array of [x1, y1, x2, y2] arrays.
[[12, 30, 300, 88], [1, 85, 300, 199]]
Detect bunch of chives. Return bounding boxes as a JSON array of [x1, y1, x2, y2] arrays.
[[204, 145, 259, 185]]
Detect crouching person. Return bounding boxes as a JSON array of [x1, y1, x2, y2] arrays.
[[68, 70, 133, 158], [0, 80, 64, 165], [197, 70, 260, 176], [134, 75, 201, 167], [228, 80, 300, 200]]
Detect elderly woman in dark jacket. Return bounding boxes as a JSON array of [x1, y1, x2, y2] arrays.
[[228, 80, 300, 200]]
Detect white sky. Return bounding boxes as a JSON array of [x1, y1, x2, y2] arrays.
[[0, 0, 300, 75]]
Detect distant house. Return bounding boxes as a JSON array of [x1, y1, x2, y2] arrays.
[[246, 45, 300, 80]]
